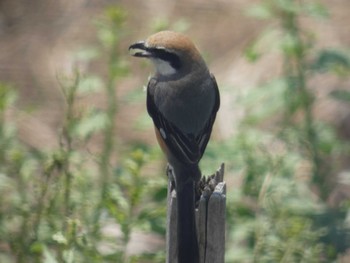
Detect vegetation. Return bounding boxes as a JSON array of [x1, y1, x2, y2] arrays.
[[0, 7, 166, 263], [220, 0, 350, 262], [0, 1, 350, 263]]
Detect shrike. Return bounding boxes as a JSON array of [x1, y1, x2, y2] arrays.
[[129, 31, 220, 263]]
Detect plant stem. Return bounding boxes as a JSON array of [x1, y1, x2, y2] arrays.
[[100, 49, 118, 203], [60, 72, 79, 227], [280, 3, 326, 199], [93, 35, 119, 237]]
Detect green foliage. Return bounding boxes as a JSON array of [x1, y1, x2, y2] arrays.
[[219, 0, 350, 262], [312, 49, 350, 75], [1, 1, 349, 263], [0, 6, 166, 263], [330, 90, 350, 103]]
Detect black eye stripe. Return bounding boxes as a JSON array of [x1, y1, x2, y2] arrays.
[[149, 48, 182, 70]]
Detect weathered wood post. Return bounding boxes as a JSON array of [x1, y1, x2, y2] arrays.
[[166, 163, 226, 263]]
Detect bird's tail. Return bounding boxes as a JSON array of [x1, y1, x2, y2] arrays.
[[174, 164, 200, 263]]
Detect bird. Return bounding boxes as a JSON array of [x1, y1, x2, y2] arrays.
[[129, 31, 220, 263]]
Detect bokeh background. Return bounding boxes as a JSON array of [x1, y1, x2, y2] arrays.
[[0, 0, 350, 262]]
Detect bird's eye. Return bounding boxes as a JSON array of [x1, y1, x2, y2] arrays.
[[151, 49, 182, 70]]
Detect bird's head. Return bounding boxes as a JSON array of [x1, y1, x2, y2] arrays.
[[129, 31, 205, 77]]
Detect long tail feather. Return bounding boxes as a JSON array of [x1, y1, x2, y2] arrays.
[[175, 164, 200, 263]]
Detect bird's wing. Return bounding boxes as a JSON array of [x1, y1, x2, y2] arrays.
[[146, 76, 220, 165], [147, 78, 201, 164], [196, 74, 220, 158]]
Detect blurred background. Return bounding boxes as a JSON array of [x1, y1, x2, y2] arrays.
[[0, 0, 350, 262]]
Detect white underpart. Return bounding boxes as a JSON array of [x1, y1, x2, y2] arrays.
[[151, 58, 176, 76]]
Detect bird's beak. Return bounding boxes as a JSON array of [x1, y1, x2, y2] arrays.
[[129, 41, 152, 58]]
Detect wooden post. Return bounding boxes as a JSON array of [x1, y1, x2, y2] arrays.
[[166, 178, 178, 263], [166, 163, 226, 263]]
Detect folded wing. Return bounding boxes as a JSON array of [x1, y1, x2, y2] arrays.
[[146, 75, 220, 165]]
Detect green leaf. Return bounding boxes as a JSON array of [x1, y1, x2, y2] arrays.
[[244, 42, 261, 62], [97, 26, 116, 48], [152, 187, 167, 202], [63, 248, 75, 263], [77, 75, 104, 94], [330, 90, 350, 103], [0, 83, 17, 112], [276, 0, 300, 14], [30, 241, 44, 254], [304, 2, 329, 18], [43, 246, 59, 263], [73, 111, 108, 139], [105, 6, 127, 26], [312, 49, 350, 73], [281, 33, 303, 57], [52, 232, 68, 245]]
